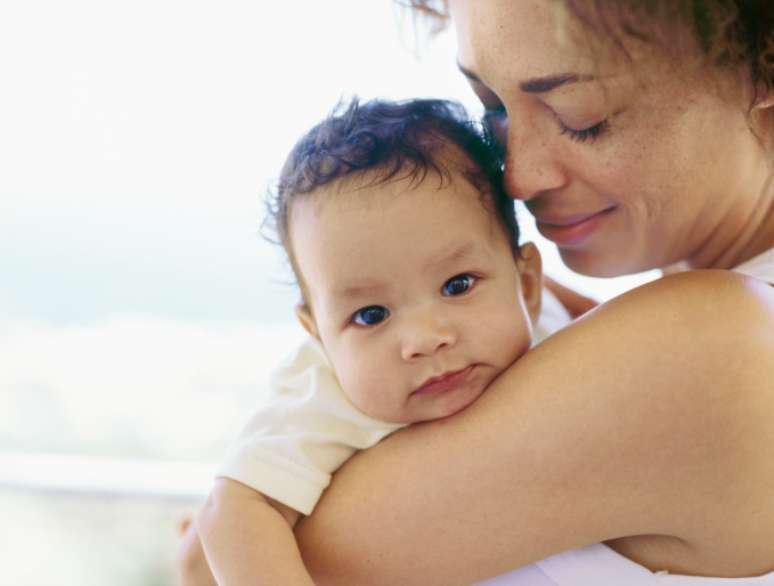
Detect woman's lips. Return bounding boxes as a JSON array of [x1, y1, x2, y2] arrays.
[[535, 207, 616, 247], [413, 365, 475, 396]]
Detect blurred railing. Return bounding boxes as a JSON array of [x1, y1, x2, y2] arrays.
[[0, 451, 211, 501]]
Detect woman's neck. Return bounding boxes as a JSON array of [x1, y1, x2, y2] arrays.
[[687, 175, 774, 270]]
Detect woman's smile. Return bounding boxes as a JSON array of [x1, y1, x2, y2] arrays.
[[534, 206, 617, 248]]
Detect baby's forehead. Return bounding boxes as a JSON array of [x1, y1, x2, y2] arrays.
[[308, 155, 495, 207], [289, 163, 515, 266], [293, 167, 512, 258]]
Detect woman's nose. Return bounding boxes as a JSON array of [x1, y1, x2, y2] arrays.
[[500, 117, 569, 201], [400, 314, 457, 362]]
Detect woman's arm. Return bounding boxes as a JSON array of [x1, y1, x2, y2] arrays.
[[543, 274, 599, 317], [296, 270, 774, 585]]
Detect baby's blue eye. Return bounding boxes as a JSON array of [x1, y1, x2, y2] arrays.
[[442, 274, 476, 296], [352, 305, 389, 326]]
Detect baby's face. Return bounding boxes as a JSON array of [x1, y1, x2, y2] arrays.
[[291, 170, 541, 424]]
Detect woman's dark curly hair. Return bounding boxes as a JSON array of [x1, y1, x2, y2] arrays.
[[265, 97, 518, 288], [398, 1, 774, 112]]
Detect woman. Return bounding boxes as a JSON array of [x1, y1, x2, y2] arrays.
[[291, 1, 774, 584]]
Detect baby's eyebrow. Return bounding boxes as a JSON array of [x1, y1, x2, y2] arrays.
[[333, 282, 386, 302], [330, 243, 479, 304], [423, 242, 477, 273]]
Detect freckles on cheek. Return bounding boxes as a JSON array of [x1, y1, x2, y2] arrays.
[[568, 140, 623, 192], [593, 145, 651, 203]]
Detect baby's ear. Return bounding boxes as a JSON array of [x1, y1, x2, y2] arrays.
[[515, 242, 542, 324], [295, 304, 320, 340]]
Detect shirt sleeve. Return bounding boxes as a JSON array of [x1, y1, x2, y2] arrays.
[[216, 337, 405, 515]]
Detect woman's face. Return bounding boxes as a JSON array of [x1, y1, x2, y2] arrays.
[[449, 0, 772, 275]]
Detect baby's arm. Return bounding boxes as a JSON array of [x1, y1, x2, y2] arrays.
[[197, 478, 314, 586], [179, 336, 400, 585]]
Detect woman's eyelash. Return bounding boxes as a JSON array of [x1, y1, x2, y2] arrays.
[[483, 104, 608, 145], [558, 119, 609, 143]]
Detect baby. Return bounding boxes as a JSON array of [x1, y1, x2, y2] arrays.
[[193, 98, 569, 585]]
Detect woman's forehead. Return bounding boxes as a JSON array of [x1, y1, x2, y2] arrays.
[[449, 0, 620, 87]]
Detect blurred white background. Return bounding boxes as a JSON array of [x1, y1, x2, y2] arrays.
[[0, 1, 656, 584]]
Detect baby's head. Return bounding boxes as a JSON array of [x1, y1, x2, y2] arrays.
[[267, 98, 542, 423]]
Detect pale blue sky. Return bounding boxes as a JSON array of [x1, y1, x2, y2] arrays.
[[0, 0, 478, 326], [0, 0, 655, 329]]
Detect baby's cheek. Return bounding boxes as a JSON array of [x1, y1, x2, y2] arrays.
[[490, 314, 532, 365], [337, 356, 394, 420]]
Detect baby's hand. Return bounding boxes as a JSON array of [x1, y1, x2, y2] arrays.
[[175, 514, 217, 586]]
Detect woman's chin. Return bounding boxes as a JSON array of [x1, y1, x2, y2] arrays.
[[557, 248, 652, 279]]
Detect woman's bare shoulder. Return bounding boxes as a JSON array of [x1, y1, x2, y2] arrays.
[[546, 269, 774, 457], [597, 268, 774, 321], [569, 270, 774, 573], [576, 269, 774, 412], [561, 269, 774, 381]]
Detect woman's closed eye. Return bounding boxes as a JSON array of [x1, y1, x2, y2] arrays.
[[442, 273, 477, 297], [557, 117, 609, 143], [352, 305, 390, 327], [485, 103, 608, 146]]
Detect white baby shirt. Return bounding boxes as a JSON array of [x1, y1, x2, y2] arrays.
[[216, 287, 571, 515]]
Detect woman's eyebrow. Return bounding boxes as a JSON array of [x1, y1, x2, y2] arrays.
[[456, 61, 593, 94], [519, 73, 594, 93]]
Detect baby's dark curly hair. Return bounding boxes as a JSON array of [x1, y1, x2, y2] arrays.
[[265, 97, 518, 288]]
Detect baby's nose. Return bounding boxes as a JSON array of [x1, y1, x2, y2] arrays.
[[400, 314, 457, 361]]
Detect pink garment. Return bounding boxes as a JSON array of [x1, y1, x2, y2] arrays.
[[476, 543, 774, 585]]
